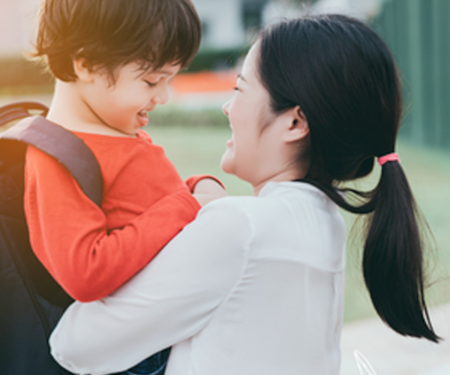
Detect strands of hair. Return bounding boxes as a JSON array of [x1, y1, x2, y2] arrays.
[[32, 0, 201, 82], [258, 14, 439, 342]]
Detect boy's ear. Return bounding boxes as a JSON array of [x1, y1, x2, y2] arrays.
[[282, 105, 309, 143], [73, 58, 95, 83]]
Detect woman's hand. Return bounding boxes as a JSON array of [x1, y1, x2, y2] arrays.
[[193, 178, 228, 206]]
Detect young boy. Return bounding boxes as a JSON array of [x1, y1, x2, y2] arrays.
[[25, 0, 225, 373]]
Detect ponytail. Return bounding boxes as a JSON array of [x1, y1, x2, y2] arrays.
[[300, 159, 439, 342], [362, 161, 439, 342], [257, 14, 440, 342]]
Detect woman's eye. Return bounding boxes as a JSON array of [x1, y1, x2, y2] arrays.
[[233, 87, 240, 91]]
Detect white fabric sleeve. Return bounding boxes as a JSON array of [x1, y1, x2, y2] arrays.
[[49, 198, 252, 375]]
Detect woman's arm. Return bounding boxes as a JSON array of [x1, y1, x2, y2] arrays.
[[50, 199, 251, 375]]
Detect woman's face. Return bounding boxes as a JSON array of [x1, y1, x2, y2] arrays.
[[221, 44, 276, 186]]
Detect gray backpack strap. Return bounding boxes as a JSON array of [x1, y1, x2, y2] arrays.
[[0, 101, 49, 126], [1, 116, 103, 207]]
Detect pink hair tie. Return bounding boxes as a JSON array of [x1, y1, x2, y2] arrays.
[[378, 152, 400, 166]]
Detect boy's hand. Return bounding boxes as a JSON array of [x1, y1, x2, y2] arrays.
[[193, 178, 227, 207]]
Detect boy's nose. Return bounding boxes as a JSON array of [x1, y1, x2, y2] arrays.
[[153, 84, 170, 105]]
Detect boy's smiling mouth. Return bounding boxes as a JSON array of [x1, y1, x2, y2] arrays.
[[137, 110, 149, 127]]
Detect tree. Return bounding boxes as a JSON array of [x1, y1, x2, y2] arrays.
[[289, 0, 319, 5]]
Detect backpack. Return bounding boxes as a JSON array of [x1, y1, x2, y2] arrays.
[[0, 102, 103, 375]]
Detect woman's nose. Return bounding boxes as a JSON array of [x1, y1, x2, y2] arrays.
[[222, 99, 231, 116]]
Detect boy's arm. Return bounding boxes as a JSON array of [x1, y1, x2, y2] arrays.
[[25, 148, 200, 303]]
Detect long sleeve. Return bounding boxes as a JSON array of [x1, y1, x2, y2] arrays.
[[24, 140, 201, 302], [50, 199, 251, 375], [184, 175, 225, 192], [50, 183, 347, 375]]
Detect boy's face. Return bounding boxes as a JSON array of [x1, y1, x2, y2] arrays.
[[77, 62, 180, 136]]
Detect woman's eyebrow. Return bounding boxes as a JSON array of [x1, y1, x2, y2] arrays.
[[238, 74, 247, 82]]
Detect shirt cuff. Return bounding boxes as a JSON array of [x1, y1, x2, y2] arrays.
[[185, 175, 225, 193]]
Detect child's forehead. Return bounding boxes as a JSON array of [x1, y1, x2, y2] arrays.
[[134, 62, 181, 77]]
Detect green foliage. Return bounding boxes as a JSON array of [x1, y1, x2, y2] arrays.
[[186, 47, 249, 72], [373, 0, 450, 150], [148, 106, 229, 127], [285, 0, 318, 5]]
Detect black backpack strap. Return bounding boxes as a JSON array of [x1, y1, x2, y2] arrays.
[[1, 116, 103, 207]]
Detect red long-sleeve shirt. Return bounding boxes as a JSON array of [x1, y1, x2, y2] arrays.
[[24, 130, 201, 302]]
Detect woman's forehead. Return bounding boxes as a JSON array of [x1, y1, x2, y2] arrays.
[[241, 44, 259, 82]]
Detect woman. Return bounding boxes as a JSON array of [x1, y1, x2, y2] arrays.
[[50, 14, 438, 375]]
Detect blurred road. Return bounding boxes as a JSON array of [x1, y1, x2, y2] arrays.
[[341, 303, 450, 375]]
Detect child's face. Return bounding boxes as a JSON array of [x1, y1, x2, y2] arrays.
[[78, 62, 180, 136]]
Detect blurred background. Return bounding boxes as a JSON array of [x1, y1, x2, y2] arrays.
[[1, 0, 450, 373]]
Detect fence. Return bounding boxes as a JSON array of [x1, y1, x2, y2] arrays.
[[373, 0, 450, 149]]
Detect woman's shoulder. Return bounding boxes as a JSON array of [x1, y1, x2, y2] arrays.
[[201, 181, 342, 222], [199, 195, 262, 223], [199, 182, 346, 272]]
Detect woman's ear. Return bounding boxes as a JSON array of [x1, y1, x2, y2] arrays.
[[282, 106, 309, 143], [73, 58, 94, 83]]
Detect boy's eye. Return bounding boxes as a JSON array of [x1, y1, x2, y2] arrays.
[[233, 87, 240, 91], [145, 80, 158, 87]]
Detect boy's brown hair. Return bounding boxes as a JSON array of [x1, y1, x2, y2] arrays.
[[33, 0, 202, 82]]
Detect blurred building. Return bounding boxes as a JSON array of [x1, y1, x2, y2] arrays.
[[375, 0, 450, 149], [1, 0, 271, 56], [313, 0, 388, 19], [191, 0, 270, 50], [0, 0, 387, 57], [192, 0, 387, 50], [0, 0, 40, 57]]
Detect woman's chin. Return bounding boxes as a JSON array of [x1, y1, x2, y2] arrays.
[[220, 153, 235, 175]]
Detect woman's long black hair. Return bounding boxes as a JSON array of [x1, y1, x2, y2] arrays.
[[258, 14, 439, 342]]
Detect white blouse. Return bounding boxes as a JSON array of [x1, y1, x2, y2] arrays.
[[50, 181, 346, 375]]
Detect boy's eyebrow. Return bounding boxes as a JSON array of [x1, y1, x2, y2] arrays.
[[155, 69, 175, 75], [146, 67, 179, 76]]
